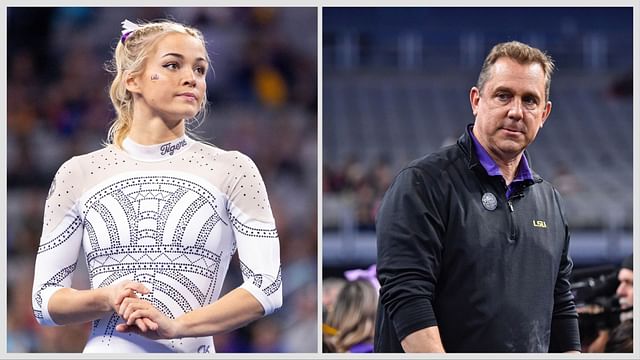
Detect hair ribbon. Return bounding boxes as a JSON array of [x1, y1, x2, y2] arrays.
[[120, 19, 140, 44], [344, 264, 380, 292]]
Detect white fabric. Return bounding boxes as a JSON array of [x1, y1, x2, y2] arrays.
[[32, 136, 282, 353]]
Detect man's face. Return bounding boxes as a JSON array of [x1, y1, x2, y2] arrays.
[[616, 268, 633, 309], [470, 57, 552, 160]]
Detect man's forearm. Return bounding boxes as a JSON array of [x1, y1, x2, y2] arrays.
[[400, 326, 446, 353]]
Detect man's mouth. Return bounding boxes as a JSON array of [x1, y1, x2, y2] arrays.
[[619, 299, 631, 309], [501, 127, 523, 135]]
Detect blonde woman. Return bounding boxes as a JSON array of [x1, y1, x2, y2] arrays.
[[324, 279, 378, 353], [32, 19, 282, 353]]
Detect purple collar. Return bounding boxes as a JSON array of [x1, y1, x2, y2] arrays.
[[468, 126, 533, 198]]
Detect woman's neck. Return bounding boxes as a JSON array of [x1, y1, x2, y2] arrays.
[[128, 114, 186, 145]]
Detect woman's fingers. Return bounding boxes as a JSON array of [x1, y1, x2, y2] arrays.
[[115, 313, 154, 333], [122, 299, 144, 322], [124, 282, 150, 295], [115, 323, 141, 335], [143, 317, 158, 331], [114, 288, 134, 307], [135, 318, 148, 332], [115, 296, 162, 334], [119, 298, 157, 323], [112, 281, 150, 310], [128, 308, 153, 326]]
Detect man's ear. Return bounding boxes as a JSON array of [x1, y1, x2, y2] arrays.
[[470, 86, 481, 116], [125, 72, 142, 95], [540, 100, 552, 128]]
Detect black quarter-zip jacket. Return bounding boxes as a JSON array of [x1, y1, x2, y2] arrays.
[[374, 128, 580, 353]]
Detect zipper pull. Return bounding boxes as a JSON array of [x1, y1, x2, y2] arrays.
[[507, 200, 514, 212]]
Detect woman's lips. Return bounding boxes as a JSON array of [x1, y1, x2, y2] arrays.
[[177, 93, 197, 102]]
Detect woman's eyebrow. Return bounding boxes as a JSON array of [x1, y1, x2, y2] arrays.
[[161, 53, 207, 63], [162, 52, 183, 59]]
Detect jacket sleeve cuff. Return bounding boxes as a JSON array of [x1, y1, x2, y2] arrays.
[[391, 297, 438, 341], [549, 316, 581, 352]]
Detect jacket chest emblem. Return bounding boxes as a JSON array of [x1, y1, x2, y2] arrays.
[[533, 220, 547, 228]]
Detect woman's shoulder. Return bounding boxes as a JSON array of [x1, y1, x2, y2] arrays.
[[68, 144, 116, 164], [53, 146, 109, 173], [190, 141, 260, 172], [46, 146, 116, 205]]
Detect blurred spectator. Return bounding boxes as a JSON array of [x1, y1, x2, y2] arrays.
[[552, 163, 585, 197], [616, 255, 633, 321], [608, 70, 632, 98], [323, 155, 397, 231], [586, 254, 633, 352], [248, 318, 283, 352], [322, 277, 346, 318], [281, 282, 318, 353], [604, 319, 633, 353], [323, 279, 378, 353]]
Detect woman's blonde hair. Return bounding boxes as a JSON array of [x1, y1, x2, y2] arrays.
[[106, 19, 211, 148], [324, 280, 378, 352]]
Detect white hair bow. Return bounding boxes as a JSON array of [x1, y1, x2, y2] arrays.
[[121, 19, 140, 35]]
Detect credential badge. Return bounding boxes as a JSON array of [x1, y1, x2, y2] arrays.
[[482, 192, 497, 211]]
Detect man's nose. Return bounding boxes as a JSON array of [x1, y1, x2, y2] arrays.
[[507, 98, 524, 120]]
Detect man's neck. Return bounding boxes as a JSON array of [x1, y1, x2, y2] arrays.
[[493, 154, 522, 186], [471, 128, 523, 185]]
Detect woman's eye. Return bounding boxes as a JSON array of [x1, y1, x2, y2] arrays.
[[195, 66, 206, 74], [163, 63, 178, 70]]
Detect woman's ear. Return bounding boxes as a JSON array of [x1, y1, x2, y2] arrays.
[[125, 72, 142, 95]]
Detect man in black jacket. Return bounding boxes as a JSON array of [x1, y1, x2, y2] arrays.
[[375, 41, 581, 353]]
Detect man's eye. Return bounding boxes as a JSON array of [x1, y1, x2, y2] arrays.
[[496, 93, 510, 101]]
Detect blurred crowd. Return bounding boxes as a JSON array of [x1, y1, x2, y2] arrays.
[[322, 265, 378, 353], [321, 255, 633, 353], [322, 8, 632, 235], [323, 156, 395, 231], [7, 7, 317, 353], [576, 255, 634, 353], [322, 67, 632, 232]]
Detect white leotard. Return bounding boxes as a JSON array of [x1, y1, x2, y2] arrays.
[[32, 136, 282, 353]]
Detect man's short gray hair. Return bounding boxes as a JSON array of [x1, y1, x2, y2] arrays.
[[477, 41, 555, 101]]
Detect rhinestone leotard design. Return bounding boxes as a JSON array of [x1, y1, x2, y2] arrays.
[[32, 136, 282, 353]]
